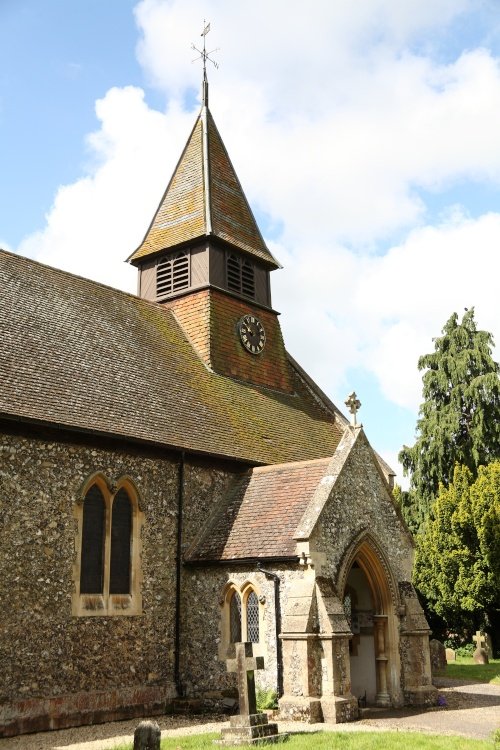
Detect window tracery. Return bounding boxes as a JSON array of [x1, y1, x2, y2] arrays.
[[73, 475, 143, 616]]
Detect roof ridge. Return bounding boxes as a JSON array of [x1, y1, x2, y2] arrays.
[[0, 247, 146, 305], [251, 455, 332, 474]]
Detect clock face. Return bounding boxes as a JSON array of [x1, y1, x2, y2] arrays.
[[238, 314, 266, 355]]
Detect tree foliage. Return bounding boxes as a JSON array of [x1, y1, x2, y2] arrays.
[[399, 308, 500, 529], [414, 463, 500, 632]]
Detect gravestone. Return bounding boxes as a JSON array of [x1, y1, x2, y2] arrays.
[[445, 647, 456, 662], [133, 720, 161, 750], [429, 639, 447, 672], [484, 633, 493, 658], [473, 631, 489, 665], [219, 642, 280, 745]]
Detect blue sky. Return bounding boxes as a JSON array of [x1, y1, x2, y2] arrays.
[[2, 0, 500, 483]]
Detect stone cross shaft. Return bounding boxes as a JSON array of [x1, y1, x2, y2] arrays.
[[226, 642, 265, 716]]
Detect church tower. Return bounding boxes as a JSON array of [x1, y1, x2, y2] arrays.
[[128, 80, 294, 393]]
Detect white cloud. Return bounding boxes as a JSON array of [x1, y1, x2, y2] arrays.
[[18, 86, 193, 290], [13, 0, 500, 462]]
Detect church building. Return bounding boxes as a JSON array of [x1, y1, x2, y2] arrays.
[[0, 77, 436, 737]]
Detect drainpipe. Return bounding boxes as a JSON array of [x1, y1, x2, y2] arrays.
[[256, 562, 283, 698], [174, 451, 185, 697]]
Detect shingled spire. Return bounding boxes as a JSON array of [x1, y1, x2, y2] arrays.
[[128, 81, 279, 268]]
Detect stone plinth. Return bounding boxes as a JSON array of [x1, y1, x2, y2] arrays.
[[220, 713, 280, 745]]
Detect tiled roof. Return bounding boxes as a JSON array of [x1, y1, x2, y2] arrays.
[[129, 107, 279, 268], [186, 457, 332, 562], [0, 251, 343, 465]]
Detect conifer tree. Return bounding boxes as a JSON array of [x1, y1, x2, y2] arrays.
[[414, 463, 500, 639], [399, 308, 500, 530]]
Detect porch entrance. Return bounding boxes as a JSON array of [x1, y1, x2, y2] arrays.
[[343, 542, 393, 707]]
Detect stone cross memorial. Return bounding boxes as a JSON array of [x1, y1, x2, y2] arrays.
[[473, 630, 489, 664], [220, 642, 280, 745]]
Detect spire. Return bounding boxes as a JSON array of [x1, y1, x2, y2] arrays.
[[128, 26, 279, 268]]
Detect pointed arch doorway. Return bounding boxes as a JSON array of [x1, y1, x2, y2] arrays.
[[342, 540, 396, 707]]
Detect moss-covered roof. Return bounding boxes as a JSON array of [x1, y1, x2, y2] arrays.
[[186, 457, 332, 561], [128, 106, 280, 268], [0, 250, 343, 465]]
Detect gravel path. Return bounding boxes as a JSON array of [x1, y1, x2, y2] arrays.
[[1, 679, 498, 749]]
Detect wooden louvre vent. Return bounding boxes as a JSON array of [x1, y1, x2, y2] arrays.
[[156, 251, 190, 297], [227, 253, 255, 298]]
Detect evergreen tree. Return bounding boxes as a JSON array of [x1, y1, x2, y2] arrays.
[[414, 463, 500, 642], [399, 308, 500, 529]]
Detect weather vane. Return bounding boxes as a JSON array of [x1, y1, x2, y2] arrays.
[[191, 21, 219, 82]]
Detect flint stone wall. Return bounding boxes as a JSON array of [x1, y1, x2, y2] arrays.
[[0, 427, 241, 736], [310, 430, 413, 586]]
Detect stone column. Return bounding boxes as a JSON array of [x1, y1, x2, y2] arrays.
[[398, 581, 437, 707], [279, 634, 322, 722], [319, 634, 358, 723], [373, 615, 390, 707]]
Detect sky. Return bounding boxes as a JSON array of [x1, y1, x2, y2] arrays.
[[2, 0, 500, 484]]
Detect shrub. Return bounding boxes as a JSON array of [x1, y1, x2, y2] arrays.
[[256, 687, 278, 711]]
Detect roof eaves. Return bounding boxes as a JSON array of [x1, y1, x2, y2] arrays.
[[184, 554, 299, 567]]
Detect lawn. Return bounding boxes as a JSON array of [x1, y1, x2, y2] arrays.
[[115, 731, 496, 750], [440, 657, 500, 685]]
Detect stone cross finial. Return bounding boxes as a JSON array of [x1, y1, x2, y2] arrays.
[[345, 391, 361, 426], [226, 642, 265, 716]]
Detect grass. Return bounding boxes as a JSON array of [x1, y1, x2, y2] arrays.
[[440, 656, 500, 685], [114, 731, 496, 750]]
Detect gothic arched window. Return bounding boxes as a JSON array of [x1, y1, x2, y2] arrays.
[[74, 475, 143, 617], [246, 590, 259, 643], [229, 590, 242, 643], [80, 484, 105, 594], [109, 488, 132, 595]]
